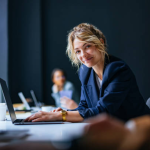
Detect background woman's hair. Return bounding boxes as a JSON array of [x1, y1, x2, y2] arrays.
[[66, 23, 108, 69], [51, 68, 67, 80]]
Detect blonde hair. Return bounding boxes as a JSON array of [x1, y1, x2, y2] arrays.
[[66, 23, 108, 69]]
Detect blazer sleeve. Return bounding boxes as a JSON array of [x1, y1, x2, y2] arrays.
[[76, 61, 133, 119]]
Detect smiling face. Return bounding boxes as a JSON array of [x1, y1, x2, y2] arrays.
[[73, 38, 103, 68]]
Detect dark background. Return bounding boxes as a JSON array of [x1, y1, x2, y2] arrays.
[[7, 0, 150, 105], [0, 0, 8, 84]]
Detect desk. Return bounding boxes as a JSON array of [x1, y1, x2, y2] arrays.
[[0, 113, 88, 142]]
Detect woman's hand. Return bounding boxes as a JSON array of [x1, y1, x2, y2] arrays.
[[51, 107, 63, 112], [53, 84, 63, 93], [24, 111, 62, 122], [60, 96, 78, 109]]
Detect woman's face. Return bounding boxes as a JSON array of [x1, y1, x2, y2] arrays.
[[73, 38, 103, 68], [52, 71, 66, 86]]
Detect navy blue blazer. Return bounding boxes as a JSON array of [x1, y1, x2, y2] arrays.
[[73, 55, 150, 121]]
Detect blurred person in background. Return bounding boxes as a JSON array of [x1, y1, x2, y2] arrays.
[[51, 68, 79, 109]]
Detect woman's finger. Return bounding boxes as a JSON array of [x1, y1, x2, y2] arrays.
[[24, 117, 30, 122], [32, 114, 53, 122], [32, 117, 45, 122], [28, 112, 42, 122], [56, 107, 62, 111], [24, 114, 35, 122]]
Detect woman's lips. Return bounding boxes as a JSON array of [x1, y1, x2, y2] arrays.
[[84, 57, 93, 62]]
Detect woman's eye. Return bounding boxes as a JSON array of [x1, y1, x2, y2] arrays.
[[76, 51, 80, 54], [86, 45, 91, 48]]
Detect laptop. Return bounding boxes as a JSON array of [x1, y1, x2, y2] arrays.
[[30, 90, 40, 108], [18, 92, 41, 112], [18, 92, 31, 110], [0, 78, 64, 125]]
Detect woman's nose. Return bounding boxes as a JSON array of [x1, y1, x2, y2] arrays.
[[81, 50, 87, 58]]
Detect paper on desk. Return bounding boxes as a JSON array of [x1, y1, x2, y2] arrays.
[[59, 90, 73, 99]]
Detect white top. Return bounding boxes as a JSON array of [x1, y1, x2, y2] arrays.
[[95, 73, 102, 90]]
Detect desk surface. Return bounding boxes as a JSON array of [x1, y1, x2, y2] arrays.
[[0, 113, 88, 142]]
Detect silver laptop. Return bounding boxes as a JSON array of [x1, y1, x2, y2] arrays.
[[0, 78, 64, 125], [18, 92, 41, 112], [30, 90, 40, 108], [18, 92, 31, 110]]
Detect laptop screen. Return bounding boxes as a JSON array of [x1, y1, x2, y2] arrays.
[[30, 90, 39, 107], [0, 78, 16, 122], [18, 92, 31, 110]]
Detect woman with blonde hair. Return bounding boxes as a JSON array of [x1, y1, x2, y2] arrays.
[[25, 23, 150, 122]]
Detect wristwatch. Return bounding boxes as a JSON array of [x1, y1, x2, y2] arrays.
[[60, 110, 67, 121]]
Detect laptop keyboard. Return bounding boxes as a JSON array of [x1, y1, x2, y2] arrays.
[[14, 119, 24, 123]]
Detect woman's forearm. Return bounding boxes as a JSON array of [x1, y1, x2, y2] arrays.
[[25, 110, 84, 123], [67, 111, 84, 122]]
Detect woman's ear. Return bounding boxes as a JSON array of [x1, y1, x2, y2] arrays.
[[100, 38, 104, 44]]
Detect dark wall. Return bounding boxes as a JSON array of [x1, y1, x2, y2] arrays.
[[106, 1, 150, 101], [0, 0, 8, 83], [0, 0, 8, 103], [8, 0, 150, 104], [41, 0, 150, 102], [8, 0, 43, 103]]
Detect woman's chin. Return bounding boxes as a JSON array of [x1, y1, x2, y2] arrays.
[[58, 83, 65, 87], [84, 63, 93, 68]]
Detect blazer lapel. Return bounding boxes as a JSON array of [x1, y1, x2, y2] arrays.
[[84, 69, 99, 107]]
